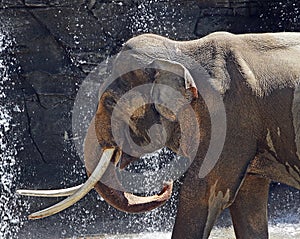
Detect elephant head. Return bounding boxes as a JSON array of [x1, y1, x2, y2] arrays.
[[83, 63, 200, 214]]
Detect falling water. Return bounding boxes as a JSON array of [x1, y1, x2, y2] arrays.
[[259, 0, 300, 31], [100, 224, 300, 239], [0, 27, 23, 239]]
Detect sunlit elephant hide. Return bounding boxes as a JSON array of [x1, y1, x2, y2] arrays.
[[18, 32, 300, 239]]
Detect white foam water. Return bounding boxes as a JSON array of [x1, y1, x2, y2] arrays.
[[96, 224, 300, 239], [0, 26, 22, 239]]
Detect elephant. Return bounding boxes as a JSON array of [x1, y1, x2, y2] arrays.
[[18, 31, 300, 239]]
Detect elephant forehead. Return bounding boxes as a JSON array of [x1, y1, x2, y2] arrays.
[[154, 70, 184, 89], [292, 84, 300, 161]]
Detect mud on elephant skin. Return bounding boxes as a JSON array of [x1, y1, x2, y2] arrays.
[[18, 32, 300, 239]]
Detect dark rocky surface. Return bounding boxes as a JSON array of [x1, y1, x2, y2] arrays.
[[0, 0, 299, 238]]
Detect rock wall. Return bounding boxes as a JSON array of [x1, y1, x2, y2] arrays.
[[0, 0, 299, 238]]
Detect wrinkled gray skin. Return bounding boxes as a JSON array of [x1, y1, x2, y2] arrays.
[[89, 32, 300, 239]]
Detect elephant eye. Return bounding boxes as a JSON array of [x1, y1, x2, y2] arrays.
[[130, 104, 146, 120], [101, 92, 117, 111]]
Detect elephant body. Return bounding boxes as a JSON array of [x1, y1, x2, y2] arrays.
[[106, 32, 300, 239]]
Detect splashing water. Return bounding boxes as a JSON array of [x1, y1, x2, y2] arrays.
[[74, 223, 300, 239], [259, 1, 300, 31], [129, 0, 179, 37], [0, 27, 23, 239], [130, 0, 158, 34]]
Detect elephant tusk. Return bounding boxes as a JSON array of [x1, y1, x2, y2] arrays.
[[16, 184, 83, 197], [124, 181, 173, 205], [27, 148, 115, 220]]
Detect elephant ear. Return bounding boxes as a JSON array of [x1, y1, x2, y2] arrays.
[[149, 59, 198, 121]]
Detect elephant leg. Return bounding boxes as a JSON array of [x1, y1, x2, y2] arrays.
[[229, 174, 270, 239], [171, 180, 230, 239], [172, 149, 255, 239]]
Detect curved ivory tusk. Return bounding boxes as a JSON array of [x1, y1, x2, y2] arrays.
[[16, 184, 83, 197], [28, 148, 115, 220]]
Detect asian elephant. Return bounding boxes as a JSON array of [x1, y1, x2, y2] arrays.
[[18, 32, 300, 239]]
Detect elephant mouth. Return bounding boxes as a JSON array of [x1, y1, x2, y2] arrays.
[[16, 119, 173, 219]]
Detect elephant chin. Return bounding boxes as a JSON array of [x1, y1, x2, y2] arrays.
[[84, 119, 173, 213]]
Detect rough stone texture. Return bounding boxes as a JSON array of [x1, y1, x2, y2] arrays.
[[0, 0, 299, 238]]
